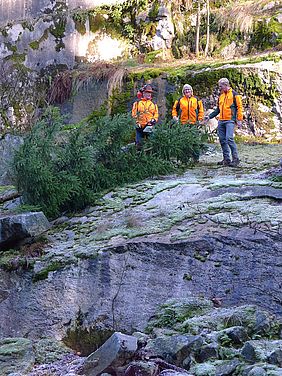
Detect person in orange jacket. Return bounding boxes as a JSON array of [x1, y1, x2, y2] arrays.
[[172, 84, 204, 125], [132, 84, 159, 149], [205, 78, 243, 167]]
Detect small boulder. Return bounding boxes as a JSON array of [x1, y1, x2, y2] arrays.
[[124, 361, 159, 376], [215, 359, 241, 376], [220, 41, 236, 60], [216, 326, 249, 346], [147, 297, 213, 330], [268, 349, 282, 367], [0, 212, 50, 248], [80, 332, 137, 376], [145, 334, 203, 366], [34, 338, 72, 364], [241, 340, 282, 364], [180, 306, 273, 336], [248, 366, 267, 376], [191, 362, 216, 376], [195, 344, 218, 363], [132, 331, 150, 347], [191, 359, 241, 376], [0, 187, 19, 204]]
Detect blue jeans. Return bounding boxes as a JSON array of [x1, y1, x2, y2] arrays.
[[136, 128, 144, 146], [217, 120, 238, 161], [136, 128, 151, 148]]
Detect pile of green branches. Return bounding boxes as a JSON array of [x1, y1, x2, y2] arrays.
[[14, 107, 207, 218], [147, 122, 206, 164]]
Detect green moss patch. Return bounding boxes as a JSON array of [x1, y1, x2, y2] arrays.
[[32, 260, 72, 282], [34, 338, 71, 364], [0, 338, 34, 375], [63, 310, 114, 356], [72, 11, 88, 35], [0, 249, 34, 272], [146, 297, 213, 331], [29, 40, 40, 50], [49, 17, 67, 39]]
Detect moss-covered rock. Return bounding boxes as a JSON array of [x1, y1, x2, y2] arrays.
[[0, 337, 34, 375], [32, 259, 74, 282], [180, 306, 275, 336], [144, 334, 203, 366], [34, 338, 72, 364], [146, 297, 213, 330], [49, 17, 67, 40], [241, 340, 282, 365], [72, 11, 88, 35], [63, 315, 114, 357]]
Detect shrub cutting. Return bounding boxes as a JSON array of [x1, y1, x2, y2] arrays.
[[14, 107, 207, 218]]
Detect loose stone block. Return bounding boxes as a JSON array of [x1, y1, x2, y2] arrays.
[[81, 332, 137, 376]]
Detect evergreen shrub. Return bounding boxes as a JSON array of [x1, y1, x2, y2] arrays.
[[14, 107, 206, 218], [147, 122, 207, 164]]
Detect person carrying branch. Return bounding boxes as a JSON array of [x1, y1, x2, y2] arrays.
[[132, 84, 159, 150]]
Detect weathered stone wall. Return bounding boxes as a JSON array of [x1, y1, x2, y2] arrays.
[[0, 0, 123, 25], [0, 234, 281, 339], [0, 7, 129, 71], [68, 0, 122, 8]]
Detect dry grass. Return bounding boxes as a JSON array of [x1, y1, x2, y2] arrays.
[[48, 71, 72, 104], [48, 62, 128, 104], [123, 214, 141, 229], [214, 0, 278, 33], [107, 67, 127, 101]]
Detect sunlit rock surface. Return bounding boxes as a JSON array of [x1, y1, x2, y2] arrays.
[[0, 144, 281, 342], [0, 0, 125, 25]]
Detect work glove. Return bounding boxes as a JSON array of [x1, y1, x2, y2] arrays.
[[173, 116, 179, 122], [148, 119, 156, 126], [136, 123, 141, 129]]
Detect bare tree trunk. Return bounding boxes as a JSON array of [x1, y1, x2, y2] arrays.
[[195, 0, 201, 57], [204, 0, 210, 57]]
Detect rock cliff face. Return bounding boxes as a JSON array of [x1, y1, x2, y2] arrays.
[[0, 0, 123, 25], [0, 134, 23, 185], [0, 0, 128, 72], [0, 233, 281, 340], [0, 144, 281, 342]]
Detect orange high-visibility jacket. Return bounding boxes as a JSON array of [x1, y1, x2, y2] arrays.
[[209, 88, 243, 121], [132, 99, 159, 128], [172, 96, 204, 124]]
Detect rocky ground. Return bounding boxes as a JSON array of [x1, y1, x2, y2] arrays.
[[1, 299, 282, 376], [33, 143, 282, 260], [0, 142, 282, 375]]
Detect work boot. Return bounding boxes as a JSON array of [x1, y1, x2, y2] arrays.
[[217, 159, 231, 166], [230, 158, 240, 167]]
